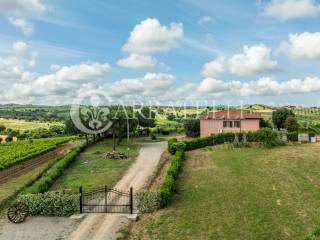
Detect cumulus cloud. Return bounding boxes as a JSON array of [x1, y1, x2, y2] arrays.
[[118, 18, 183, 69], [198, 16, 215, 25], [3, 62, 111, 101], [264, 0, 320, 21], [9, 18, 34, 35], [0, 0, 46, 16], [228, 44, 278, 76], [280, 32, 320, 59], [108, 73, 176, 98], [197, 76, 320, 97], [117, 54, 157, 68], [201, 57, 225, 78]]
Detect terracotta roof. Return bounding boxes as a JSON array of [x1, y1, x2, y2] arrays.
[[200, 110, 261, 120]]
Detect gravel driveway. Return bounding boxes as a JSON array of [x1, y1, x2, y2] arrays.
[[0, 141, 166, 240]]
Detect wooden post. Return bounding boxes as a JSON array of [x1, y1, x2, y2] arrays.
[[130, 187, 133, 214], [79, 186, 83, 214]]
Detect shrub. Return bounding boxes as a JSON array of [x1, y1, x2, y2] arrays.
[[287, 132, 298, 142], [183, 119, 200, 137], [135, 189, 160, 213], [161, 128, 172, 135], [25, 144, 85, 194], [254, 128, 280, 147], [172, 142, 186, 152], [168, 138, 178, 154], [6, 135, 13, 142], [16, 192, 79, 217], [160, 150, 184, 207]]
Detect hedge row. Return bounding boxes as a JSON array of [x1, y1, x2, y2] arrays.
[[168, 138, 178, 154], [160, 150, 184, 207], [17, 192, 79, 217], [168, 128, 286, 153], [24, 144, 85, 194]]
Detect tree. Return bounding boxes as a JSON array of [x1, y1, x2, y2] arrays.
[[272, 108, 295, 129], [137, 107, 156, 128], [284, 116, 299, 132], [183, 119, 200, 137], [108, 105, 138, 150], [260, 118, 272, 128], [0, 124, 6, 133], [49, 124, 65, 135]]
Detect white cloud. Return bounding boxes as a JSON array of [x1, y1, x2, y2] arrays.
[[118, 18, 183, 69], [228, 44, 278, 76], [13, 41, 28, 54], [108, 73, 176, 98], [264, 0, 320, 21], [123, 18, 183, 54], [197, 76, 320, 97], [201, 57, 225, 78], [0, 0, 46, 16], [281, 32, 320, 59], [4, 62, 111, 101], [198, 16, 215, 25], [9, 18, 34, 35], [117, 54, 157, 69]]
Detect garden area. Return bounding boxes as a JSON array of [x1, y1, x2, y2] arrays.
[[131, 142, 320, 240]]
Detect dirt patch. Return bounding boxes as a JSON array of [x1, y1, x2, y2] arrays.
[[148, 150, 172, 191], [184, 150, 215, 172]]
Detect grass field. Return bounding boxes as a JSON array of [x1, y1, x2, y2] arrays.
[[50, 139, 140, 191], [0, 118, 63, 131], [131, 143, 320, 240]]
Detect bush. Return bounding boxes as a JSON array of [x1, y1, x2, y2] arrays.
[[172, 142, 186, 152], [16, 192, 79, 217], [168, 138, 178, 154], [183, 119, 200, 137], [287, 132, 298, 142], [135, 189, 160, 213], [160, 150, 184, 207], [25, 144, 85, 193], [254, 128, 280, 147], [161, 127, 172, 135]]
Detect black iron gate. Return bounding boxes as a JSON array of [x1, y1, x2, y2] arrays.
[[79, 186, 133, 214]]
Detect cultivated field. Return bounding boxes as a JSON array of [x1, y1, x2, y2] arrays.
[[131, 143, 320, 240], [0, 118, 63, 131], [0, 137, 73, 170]]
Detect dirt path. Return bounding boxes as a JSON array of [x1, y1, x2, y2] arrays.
[[0, 141, 81, 184], [69, 141, 167, 240]]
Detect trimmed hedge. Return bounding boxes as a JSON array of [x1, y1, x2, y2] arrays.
[[17, 192, 79, 217], [160, 150, 184, 207], [287, 132, 298, 142], [183, 132, 235, 151], [25, 144, 85, 194], [168, 138, 178, 154]]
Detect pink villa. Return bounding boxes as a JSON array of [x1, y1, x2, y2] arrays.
[[200, 110, 262, 137]]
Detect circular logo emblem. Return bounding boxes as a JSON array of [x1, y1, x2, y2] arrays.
[[70, 90, 113, 134]]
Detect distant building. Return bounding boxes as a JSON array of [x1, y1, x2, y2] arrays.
[[200, 110, 261, 137]]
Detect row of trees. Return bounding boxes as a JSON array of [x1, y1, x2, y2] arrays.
[[65, 106, 157, 150]]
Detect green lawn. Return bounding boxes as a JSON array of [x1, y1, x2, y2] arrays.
[[132, 144, 320, 240], [50, 139, 140, 192]]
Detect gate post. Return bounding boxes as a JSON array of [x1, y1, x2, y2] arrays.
[[130, 187, 133, 214], [79, 186, 83, 214], [104, 185, 108, 213]]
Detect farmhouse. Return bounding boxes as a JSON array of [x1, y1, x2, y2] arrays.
[[200, 109, 261, 137]]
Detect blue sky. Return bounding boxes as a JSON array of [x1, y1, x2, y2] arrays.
[[1, 0, 320, 106]]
